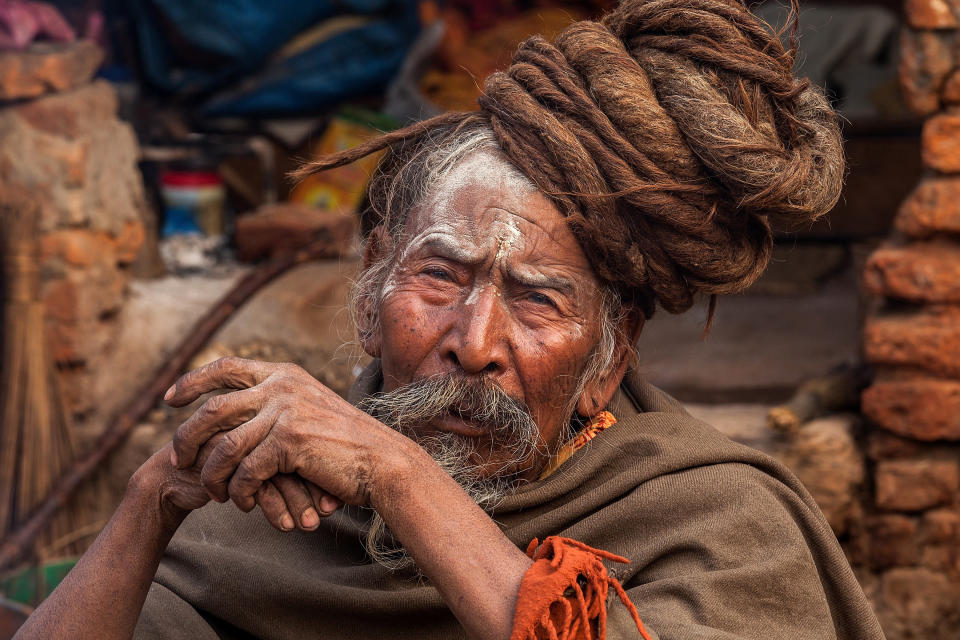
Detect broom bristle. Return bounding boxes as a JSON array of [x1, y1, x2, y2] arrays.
[[1, 197, 91, 597]]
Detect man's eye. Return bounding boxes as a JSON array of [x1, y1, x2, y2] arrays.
[[527, 291, 557, 308], [424, 268, 452, 281]]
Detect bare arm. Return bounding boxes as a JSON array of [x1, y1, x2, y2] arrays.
[[13, 447, 196, 640], [372, 436, 532, 640]]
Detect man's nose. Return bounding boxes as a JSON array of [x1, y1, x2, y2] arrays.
[[444, 285, 509, 375]]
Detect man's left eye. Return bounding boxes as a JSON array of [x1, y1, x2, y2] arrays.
[[527, 292, 556, 308]]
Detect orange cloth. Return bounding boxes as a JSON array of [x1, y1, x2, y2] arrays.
[[538, 411, 617, 480], [510, 536, 652, 640]]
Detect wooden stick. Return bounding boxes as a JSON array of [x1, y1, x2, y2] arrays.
[[0, 236, 345, 572]]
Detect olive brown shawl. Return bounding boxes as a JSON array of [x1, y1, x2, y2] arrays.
[[135, 366, 884, 639]]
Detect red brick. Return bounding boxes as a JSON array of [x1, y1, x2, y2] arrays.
[[867, 431, 928, 460], [14, 80, 118, 139], [39, 229, 116, 268], [906, 0, 959, 28], [867, 514, 919, 569], [233, 203, 357, 262], [863, 378, 960, 441], [863, 243, 960, 303], [896, 177, 960, 237], [923, 113, 960, 172], [943, 68, 960, 103], [864, 308, 960, 379], [875, 458, 960, 511], [899, 29, 955, 116], [921, 509, 960, 544], [114, 221, 145, 265], [0, 41, 103, 101]]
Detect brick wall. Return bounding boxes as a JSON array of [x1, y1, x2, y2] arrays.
[[0, 42, 150, 426], [857, 2, 960, 636]]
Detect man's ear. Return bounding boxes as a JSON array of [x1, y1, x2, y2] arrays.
[[576, 308, 645, 417], [358, 225, 392, 358]]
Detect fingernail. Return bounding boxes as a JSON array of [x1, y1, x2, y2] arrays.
[[169, 450, 179, 467], [280, 514, 294, 531], [163, 385, 176, 402], [320, 495, 339, 514], [301, 508, 319, 529]]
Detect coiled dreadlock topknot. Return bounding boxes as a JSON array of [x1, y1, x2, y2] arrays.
[[296, 0, 845, 318]]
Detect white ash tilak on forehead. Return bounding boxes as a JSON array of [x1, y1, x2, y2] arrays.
[[383, 149, 540, 302]]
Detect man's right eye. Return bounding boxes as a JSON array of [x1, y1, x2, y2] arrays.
[[424, 267, 452, 281]]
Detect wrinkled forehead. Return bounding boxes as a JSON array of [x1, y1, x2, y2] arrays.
[[399, 149, 571, 254]]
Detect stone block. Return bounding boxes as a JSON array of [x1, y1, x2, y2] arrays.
[[867, 514, 919, 569], [875, 458, 960, 511], [864, 308, 960, 379], [923, 113, 960, 172], [863, 378, 960, 440], [780, 416, 865, 536], [921, 508, 960, 543], [14, 80, 117, 139], [896, 177, 960, 237], [233, 203, 357, 262], [906, 0, 959, 28], [899, 28, 955, 116], [943, 68, 960, 103], [867, 431, 927, 460], [863, 243, 960, 303], [0, 41, 103, 100], [876, 568, 960, 639], [39, 229, 116, 269]]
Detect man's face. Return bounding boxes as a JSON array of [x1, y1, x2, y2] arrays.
[[369, 151, 606, 481]]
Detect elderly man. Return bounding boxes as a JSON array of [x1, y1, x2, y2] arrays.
[[17, 1, 884, 638]]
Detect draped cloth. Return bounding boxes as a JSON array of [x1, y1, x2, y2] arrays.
[[135, 362, 884, 639]]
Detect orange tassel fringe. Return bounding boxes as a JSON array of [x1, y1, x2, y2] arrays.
[[510, 537, 653, 640]]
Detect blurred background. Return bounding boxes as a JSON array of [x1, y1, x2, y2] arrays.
[[0, 0, 957, 637]]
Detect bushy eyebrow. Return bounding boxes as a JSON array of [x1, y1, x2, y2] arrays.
[[408, 233, 485, 266], [505, 265, 576, 296]]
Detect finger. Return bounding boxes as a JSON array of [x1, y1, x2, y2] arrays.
[[173, 388, 264, 469], [255, 481, 295, 532], [164, 357, 277, 408], [199, 413, 276, 502], [227, 443, 282, 512], [194, 432, 228, 469], [274, 474, 320, 531], [305, 482, 343, 516]]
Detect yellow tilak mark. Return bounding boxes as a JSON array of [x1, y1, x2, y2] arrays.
[[538, 411, 617, 480]]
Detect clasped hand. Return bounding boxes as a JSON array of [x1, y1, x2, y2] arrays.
[[160, 357, 406, 531]]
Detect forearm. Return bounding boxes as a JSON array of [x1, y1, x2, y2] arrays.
[[372, 445, 532, 640], [14, 474, 184, 640]]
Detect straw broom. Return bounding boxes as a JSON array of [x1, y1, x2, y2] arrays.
[[0, 196, 87, 579]]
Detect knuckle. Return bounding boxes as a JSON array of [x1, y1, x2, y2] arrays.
[[220, 429, 244, 454]]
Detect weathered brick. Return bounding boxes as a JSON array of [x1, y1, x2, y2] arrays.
[[867, 431, 928, 460], [114, 221, 145, 265], [39, 229, 117, 269], [863, 378, 960, 441], [896, 177, 960, 237], [899, 29, 955, 116], [943, 68, 960, 103], [923, 113, 960, 172], [876, 568, 960, 638], [233, 203, 357, 262], [14, 80, 117, 139], [864, 308, 960, 379], [863, 243, 960, 303], [875, 458, 960, 511], [921, 508, 960, 544], [920, 509, 960, 573], [906, 0, 959, 28], [867, 514, 919, 569], [0, 41, 103, 101]]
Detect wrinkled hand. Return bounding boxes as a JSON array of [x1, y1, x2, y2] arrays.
[[165, 357, 410, 528]]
